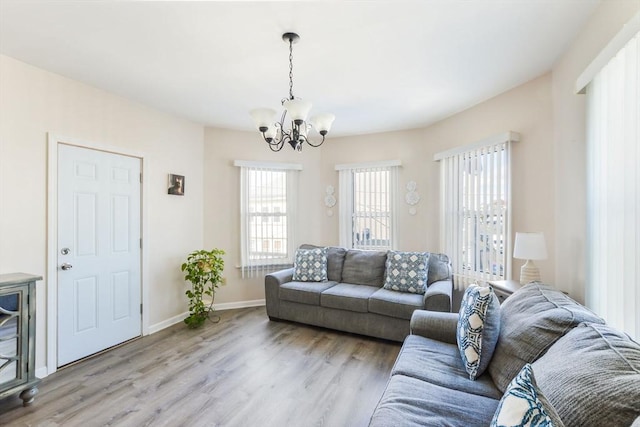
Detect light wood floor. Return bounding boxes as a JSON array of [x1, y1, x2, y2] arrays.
[[0, 307, 401, 427]]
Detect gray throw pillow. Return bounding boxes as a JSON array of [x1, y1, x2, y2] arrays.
[[457, 284, 501, 380], [300, 244, 347, 282], [491, 364, 565, 427], [487, 282, 604, 393], [532, 323, 640, 427], [383, 251, 429, 294], [292, 247, 328, 282]]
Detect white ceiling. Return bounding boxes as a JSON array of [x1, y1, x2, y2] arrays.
[[0, 0, 600, 137]]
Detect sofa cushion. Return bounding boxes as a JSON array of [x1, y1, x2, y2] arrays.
[[428, 252, 451, 285], [383, 251, 429, 294], [300, 244, 347, 282], [340, 249, 387, 287], [491, 364, 565, 427], [368, 288, 423, 320], [488, 282, 605, 393], [457, 284, 501, 380], [369, 374, 499, 427], [320, 283, 379, 313], [532, 323, 640, 427], [292, 247, 328, 282], [392, 334, 503, 400], [279, 281, 337, 306]]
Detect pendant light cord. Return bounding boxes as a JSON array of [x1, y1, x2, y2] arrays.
[[289, 38, 294, 100]]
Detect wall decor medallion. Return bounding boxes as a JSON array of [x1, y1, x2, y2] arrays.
[[324, 185, 336, 216], [405, 181, 420, 215], [324, 185, 336, 206]]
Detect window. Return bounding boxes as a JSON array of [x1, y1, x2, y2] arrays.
[[235, 161, 301, 277], [436, 132, 519, 288], [336, 161, 400, 250], [582, 29, 639, 340]]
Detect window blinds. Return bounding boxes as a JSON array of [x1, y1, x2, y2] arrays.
[[437, 133, 517, 289], [585, 30, 639, 340], [236, 161, 300, 278]]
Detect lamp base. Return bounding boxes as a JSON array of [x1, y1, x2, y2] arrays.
[[520, 259, 540, 285]]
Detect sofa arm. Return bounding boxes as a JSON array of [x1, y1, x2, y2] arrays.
[[423, 279, 453, 312], [266, 267, 294, 286], [264, 267, 294, 319], [410, 310, 459, 344]]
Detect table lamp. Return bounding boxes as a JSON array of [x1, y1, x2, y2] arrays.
[[513, 232, 547, 285]]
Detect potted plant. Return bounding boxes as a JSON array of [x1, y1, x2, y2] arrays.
[[181, 248, 225, 328]]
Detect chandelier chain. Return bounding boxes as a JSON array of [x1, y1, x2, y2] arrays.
[[288, 38, 294, 100]]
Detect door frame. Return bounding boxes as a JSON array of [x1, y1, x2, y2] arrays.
[[46, 133, 149, 377]]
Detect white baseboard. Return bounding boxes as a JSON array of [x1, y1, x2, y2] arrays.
[[214, 299, 265, 311], [36, 366, 50, 379], [148, 311, 189, 334], [147, 299, 265, 335]]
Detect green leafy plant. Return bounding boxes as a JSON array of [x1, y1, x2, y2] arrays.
[[181, 248, 225, 328]]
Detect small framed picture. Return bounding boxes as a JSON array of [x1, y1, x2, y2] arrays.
[[168, 174, 185, 196]]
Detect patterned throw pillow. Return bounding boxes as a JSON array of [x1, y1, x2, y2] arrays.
[[491, 364, 565, 427], [383, 251, 429, 294], [457, 284, 501, 380], [292, 247, 328, 282]]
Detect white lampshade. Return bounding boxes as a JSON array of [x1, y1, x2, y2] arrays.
[[513, 232, 547, 260], [283, 99, 312, 122], [264, 125, 277, 140], [250, 108, 277, 131], [310, 113, 335, 134]]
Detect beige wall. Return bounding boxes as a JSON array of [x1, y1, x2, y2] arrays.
[[0, 55, 205, 372], [321, 73, 555, 285], [206, 73, 555, 309], [552, 0, 640, 302]]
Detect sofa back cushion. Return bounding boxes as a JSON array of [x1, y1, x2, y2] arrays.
[[488, 282, 604, 393], [300, 244, 347, 282], [532, 323, 640, 426], [427, 252, 451, 285], [341, 249, 388, 287]]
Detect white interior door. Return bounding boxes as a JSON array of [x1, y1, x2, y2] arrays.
[[57, 144, 141, 366]]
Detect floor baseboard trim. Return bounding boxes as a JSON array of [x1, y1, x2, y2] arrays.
[[214, 299, 265, 311], [36, 366, 49, 379], [147, 299, 266, 335]]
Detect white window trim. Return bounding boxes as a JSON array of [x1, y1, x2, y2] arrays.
[[336, 160, 401, 250], [575, 10, 640, 94]]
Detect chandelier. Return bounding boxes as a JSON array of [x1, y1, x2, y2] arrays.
[[250, 32, 335, 152]]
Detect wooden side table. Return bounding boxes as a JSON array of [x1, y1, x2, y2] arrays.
[[488, 279, 522, 304]]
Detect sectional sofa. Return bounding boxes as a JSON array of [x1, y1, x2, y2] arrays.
[[264, 245, 453, 342], [369, 282, 640, 426]]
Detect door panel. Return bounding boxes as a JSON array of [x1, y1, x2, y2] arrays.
[[58, 144, 141, 366]]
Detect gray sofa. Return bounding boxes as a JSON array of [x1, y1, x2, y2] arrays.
[[265, 245, 453, 342], [369, 282, 640, 427]]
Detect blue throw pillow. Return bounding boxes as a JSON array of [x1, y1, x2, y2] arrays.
[[383, 251, 429, 294], [491, 364, 565, 427], [292, 247, 328, 282], [457, 284, 501, 380]]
